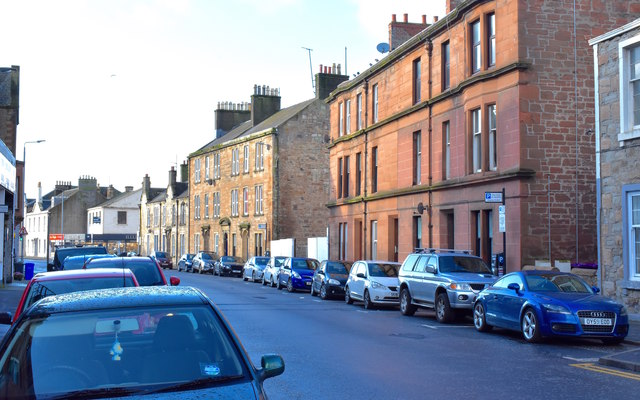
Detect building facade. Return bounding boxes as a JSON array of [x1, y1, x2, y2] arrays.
[[139, 165, 189, 259], [326, 0, 639, 270], [189, 74, 347, 260], [590, 18, 640, 314], [87, 186, 141, 254]]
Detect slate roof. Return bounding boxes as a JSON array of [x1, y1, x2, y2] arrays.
[[195, 97, 317, 154], [96, 188, 142, 208]]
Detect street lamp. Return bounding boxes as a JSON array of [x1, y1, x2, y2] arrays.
[[21, 139, 46, 262]]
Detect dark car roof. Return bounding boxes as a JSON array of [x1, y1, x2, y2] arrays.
[[27, 286, 207, 315], [518, 270, 575, 277]]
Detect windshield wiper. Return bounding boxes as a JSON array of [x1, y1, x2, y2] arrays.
[[48, 386, 139, 399], [143, 375, 245, 394]]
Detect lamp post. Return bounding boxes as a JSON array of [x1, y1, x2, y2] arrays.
[[21, 139, 46, 262]]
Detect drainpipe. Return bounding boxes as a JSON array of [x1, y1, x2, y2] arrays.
[[363, 80, 369, 260], [426, 39, 434, 248], [592, 43, 602, 291]]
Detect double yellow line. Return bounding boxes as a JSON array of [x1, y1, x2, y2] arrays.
[[570, 363, 640, 381]]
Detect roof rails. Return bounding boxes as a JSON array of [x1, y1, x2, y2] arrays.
[[414, 248, 471, 255]]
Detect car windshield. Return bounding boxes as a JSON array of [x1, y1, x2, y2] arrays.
[[87, 260, 165, 286], [22, 277, 137, 313], [254, 257, 269, 266], [0, 304, 248, 398], [201, 253, 215, 261], [221, 256, 244, 263], [326, 262, 350, 275], [525, 274, 593, 294], [291, 259, 319, 270], [438, 256, 492, 274], [154, 252, 168, 258], [272, 257, 286, 268], [186, 254, 194, 260], [368, 263, 399, 277]]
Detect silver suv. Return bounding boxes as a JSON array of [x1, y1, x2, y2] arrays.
[[398, 249, 497, 323]]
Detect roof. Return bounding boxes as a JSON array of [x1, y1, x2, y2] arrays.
[[150, 189, 167, 203], [31, 286, 207, 314], [31, 268, 136, 281], [193, 97, 317, 155], [171, 182, 188, 198], [589, 17, 640, 45], [92, 188, 143, 209]]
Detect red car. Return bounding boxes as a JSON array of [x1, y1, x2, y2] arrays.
[[8, 268, 139, 324], [85, 256, 180, 287]]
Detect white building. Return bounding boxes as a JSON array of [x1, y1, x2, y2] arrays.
[[86, 186, 141, 254]]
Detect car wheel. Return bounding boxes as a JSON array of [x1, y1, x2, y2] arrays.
[[243, 272, 248, 281], [522, 308, 542, 343], [252, 272, 257, 282], [310, 284, 317, 296], [271, 277, 276, 287], [320, 284, 328, 300], [276, 278, 283, 290], [363, 290, 375, 310], [287, 279, 295, 293], [400, 288, 417, 316], [602, 337, 624, 345], [435, 292, 454, 323], [473, 302, 492, 332], [345, 287, 354, 304], [198, 267, 202, 274], [262, 275, 267, 286]]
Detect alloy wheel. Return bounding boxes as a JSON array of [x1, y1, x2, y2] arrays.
[[320, 284, 327, 300]]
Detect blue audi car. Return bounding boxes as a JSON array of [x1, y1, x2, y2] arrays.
[[473, 270, 628, 344]]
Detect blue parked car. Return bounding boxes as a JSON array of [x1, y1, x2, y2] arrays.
[[276, 257, 320, 292], [473, 270, 629, 344]]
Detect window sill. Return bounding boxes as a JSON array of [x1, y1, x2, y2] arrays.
[[618, 127, 640, 143], [621, 280, 640, 290]]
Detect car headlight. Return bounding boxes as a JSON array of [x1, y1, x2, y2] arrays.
[[542, 304, 571, 315], [449, 283, 472, 291], [620, 306, 628, 316], [292, 271, 301, 279], [370, 281, 387, 289], [328, 278, 341, 285]]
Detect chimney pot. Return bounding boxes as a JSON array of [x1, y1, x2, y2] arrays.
[[392, 14, 396, 22], [319, 64, 323, 73], [422, 15, 426, 24], [332, 63, 336, 74], [433, 16, 438, 22], [404, 13, 408, 23]]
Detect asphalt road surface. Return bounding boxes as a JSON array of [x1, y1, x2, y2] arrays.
[[172, 270, 640, 400]]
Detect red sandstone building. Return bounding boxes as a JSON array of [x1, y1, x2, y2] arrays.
[[326, 0, 639, 271]]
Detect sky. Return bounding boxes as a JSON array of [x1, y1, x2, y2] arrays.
[[1, 0, 445, 198]]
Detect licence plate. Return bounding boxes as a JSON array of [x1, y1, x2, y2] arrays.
[[583, 318, 612, 326], [389, 292, 399, 298], [305, 281, 311, 286]]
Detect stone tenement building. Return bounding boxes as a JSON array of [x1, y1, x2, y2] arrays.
[[189, 71, 348, 260], [590, 18, 640, 314], [139, 164, 189, 259], [326, 0, 639, 269]]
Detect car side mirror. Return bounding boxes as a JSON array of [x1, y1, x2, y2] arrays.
[[592, 286, 600, 294], [258, 354, 285, 381], [357, 273, 366, 279], [426, 265, 436, 274], [0, 312, 12, 325], [507, 283, 520, 293], [318, 270, 325, 275], [169, 276, 180, 286]]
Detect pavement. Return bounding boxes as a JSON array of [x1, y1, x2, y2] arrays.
[[0, 280, 639, 373]]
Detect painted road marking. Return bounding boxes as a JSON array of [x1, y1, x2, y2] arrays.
[[562, 356, 599, 362], [421, 324, 474, 330], [570, 363, 640, 381]]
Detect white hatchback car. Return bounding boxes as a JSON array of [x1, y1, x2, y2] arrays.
[[345, 260, 401, 309], [262, 256, 287, 287]]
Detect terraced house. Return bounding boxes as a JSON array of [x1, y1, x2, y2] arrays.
[[326, 0, 639, 270], [189, 71, 347, 259]]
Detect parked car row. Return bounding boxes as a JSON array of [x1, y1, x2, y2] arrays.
[[0, 283, 284, 399], [183, 248, 630, 345]]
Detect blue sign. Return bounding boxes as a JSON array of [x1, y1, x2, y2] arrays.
[[258, 223, 266, 229], [484, 192, 503, 203], [93, 216, 101, 223]]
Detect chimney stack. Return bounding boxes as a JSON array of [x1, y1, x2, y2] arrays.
[[215, 101, 251, 139], [315, 62, 349, 100], [169, 166, 177, 191], [446, 0, 462, 14], [388, 13, 430, 51], [38, 182, 42, 203], [125, 186, 133, 192], [106, 184, 115, 199], [251, 83, 281, 126], [180, 161, 188, 183], [142, 174, 151, 200]]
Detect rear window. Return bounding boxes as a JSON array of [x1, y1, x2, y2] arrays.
[[22, 277, 136, 313], [54, 247, 107, 266], [86, 259, 165, 286]]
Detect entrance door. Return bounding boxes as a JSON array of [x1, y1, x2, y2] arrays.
[[242, 231, 249, 260], [393, 218, 399, 262], [223, 233, 229, 256]]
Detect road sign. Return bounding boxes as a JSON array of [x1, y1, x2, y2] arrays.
[[258, 223, 267, 229], [19, 226, 28, 236], [499, 205, 506, 232], [49, 234, 64, 241], [484, 192, 503, 203]]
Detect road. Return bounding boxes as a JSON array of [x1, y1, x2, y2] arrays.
[[169, 269, 640, 400]]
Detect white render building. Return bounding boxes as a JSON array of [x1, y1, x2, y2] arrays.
[[86, 187, 141, 254]]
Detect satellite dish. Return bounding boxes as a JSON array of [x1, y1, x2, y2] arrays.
[[376, 42, 390, 54]]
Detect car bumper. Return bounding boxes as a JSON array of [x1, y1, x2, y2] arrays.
[[292, 277, 313, 289], [369, 287, 399, 304], [447, 290, 479, 310], [540, 311, 629, 339], [326, 284, 346, 296], [222, 266, 243, 275]]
